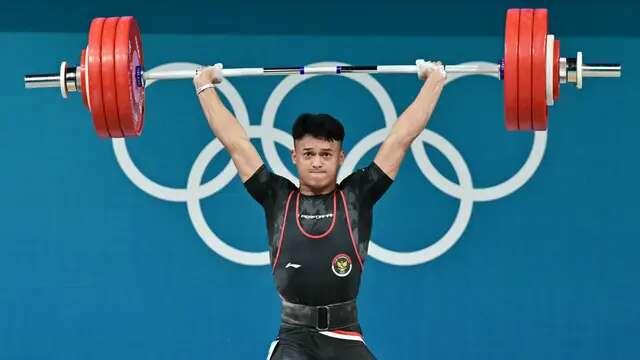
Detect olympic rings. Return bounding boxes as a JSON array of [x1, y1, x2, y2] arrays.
[[113, 61, 547, 266]]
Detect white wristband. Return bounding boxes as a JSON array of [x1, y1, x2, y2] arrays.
[[196, 83, 216, 95]]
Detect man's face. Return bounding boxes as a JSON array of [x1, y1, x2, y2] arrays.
[[291, 135, 345, 192]]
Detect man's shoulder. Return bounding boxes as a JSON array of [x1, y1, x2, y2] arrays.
[[244, 165, 297, 205], [338, 161, 393, 204]]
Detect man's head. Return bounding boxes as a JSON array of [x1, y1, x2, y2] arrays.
[[291, 113, 345, 194]]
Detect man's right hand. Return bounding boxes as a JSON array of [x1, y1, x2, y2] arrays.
[[193, 63, 224, 88]]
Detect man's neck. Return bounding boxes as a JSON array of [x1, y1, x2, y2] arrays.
[[299, 183, 337, 196]]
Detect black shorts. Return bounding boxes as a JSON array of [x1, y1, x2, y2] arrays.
[[267, 324, 376, 360]]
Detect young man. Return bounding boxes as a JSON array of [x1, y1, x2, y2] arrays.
[[194, 62, 446, 359]]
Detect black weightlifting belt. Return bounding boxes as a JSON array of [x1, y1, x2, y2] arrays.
[[281, 299, 358, 331]]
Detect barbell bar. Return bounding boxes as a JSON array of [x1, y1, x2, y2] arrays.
[[23, 9, 622, 138]]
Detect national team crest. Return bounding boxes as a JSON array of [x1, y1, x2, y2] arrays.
[[331, 253, 352, 277]]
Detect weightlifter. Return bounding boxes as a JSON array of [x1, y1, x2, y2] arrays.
[[193, 61, 446, 359]]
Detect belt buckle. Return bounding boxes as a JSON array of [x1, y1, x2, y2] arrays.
[[315, 305, 330, 331]]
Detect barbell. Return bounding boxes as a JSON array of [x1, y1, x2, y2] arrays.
[[23, 9, 622, 138]]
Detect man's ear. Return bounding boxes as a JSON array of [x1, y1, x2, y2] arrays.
[[291, 148, 297, 165], [339, 149, 345, 166]]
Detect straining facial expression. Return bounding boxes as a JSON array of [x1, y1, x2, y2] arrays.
[[290, 114, 345, 193]]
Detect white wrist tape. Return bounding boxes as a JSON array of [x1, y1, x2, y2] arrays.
[[196, 83, 216, 95]]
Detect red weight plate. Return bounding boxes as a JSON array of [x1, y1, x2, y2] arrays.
[[532, 9, 548, 130], [517, 9, 534, 131], [87, 18, 110, 138], [503, 9, 520, 130], [80, 48, 88, 108], [553, 39, 560, 101], [115, 16, 145, 137], [101, 17, 123, 138]]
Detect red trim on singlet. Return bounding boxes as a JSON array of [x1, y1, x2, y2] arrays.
[[295, 191, 337, 239], [339, 190, 363, 269], [331, 330, 364, 338], [272, 191, 295, 273]]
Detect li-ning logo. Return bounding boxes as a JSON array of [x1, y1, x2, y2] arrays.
[[300, 213, 333, 220], [112, 61, 548, 267]]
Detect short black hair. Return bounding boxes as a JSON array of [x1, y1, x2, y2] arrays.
[[292, 113, 345, 144]]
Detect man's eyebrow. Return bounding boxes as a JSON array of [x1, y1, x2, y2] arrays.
[[302, 147, 334, 151]]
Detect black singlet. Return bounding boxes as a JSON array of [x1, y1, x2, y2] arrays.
[[244, 162, 392, 307]]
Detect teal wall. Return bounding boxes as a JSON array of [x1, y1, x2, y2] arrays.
[[1, 20, 638, 360]]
